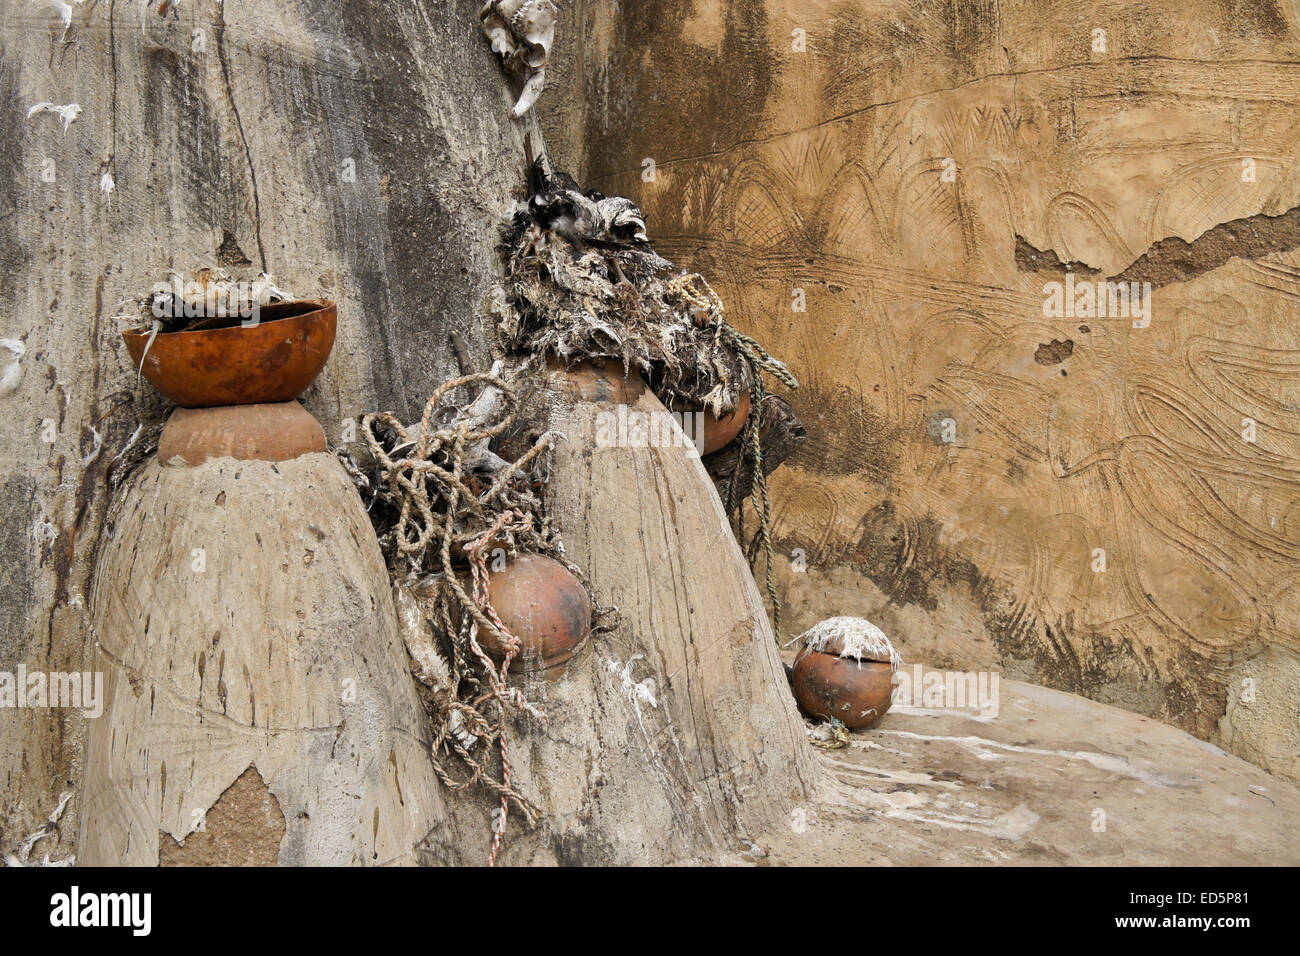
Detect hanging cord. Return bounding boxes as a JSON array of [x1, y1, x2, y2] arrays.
[[361, 374, 556, 865], [717, 319, 798, 640], [667, 273, 799, 640], [465, 508, 537, 867]]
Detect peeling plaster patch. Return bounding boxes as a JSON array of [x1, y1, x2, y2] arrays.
[[1034, 339, 1074, 366], [1115, 202, 1300, 289], [159, 765, 285, 866], [1014, 235, 1102, 276]]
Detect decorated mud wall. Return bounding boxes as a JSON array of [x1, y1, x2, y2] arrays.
[[542, 0, 1300, 782]]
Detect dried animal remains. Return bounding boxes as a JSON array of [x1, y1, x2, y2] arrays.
[[492, 158, 802, 628]]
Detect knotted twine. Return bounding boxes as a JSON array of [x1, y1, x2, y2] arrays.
[[362, 373, 558, 865]]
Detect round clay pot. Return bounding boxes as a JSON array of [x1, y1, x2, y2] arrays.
[[662, 389, 750, 455], [791, 648, 894, 729], [157, 401, 326, 466], [701, 389, 750, 454], [477, 553, 592, 674], [545, 356, 646, 403], [122, 299, 336, 408]]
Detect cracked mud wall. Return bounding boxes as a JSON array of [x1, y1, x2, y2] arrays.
[[542, 0, 1300, 782], [0, 0, 532, 852]]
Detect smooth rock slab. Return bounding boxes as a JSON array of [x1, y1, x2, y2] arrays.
[[757, 676, 1300, 865]]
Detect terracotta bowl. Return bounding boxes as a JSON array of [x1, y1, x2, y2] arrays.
[[545, 356, 647, 404], [122, 300, 337, 408], [545, 358, 750, 454], [157, 402, 327, 467], [791, 648, 894, 729], [477, 553, 593, 674]]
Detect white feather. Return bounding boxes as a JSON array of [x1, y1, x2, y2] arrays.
[[481, 0, 557, 116], [798, 616, 903, 671], [0, 338, 24, 397], [42, 0, 82, 41], [26, 101, 81, 133]]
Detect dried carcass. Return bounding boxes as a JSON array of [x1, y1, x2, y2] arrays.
[[480, 0, 557, 117]]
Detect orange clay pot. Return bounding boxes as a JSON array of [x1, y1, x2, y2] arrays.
[[662, 389, 751, 454], [700, 389, 750, 454], [477, 553, 592, 674], [791, 648, 893, 729]]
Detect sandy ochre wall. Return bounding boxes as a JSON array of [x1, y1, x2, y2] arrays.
[[541, 0, 1300, 782]]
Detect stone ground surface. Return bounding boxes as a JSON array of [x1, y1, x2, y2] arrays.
[[749, 674, 1300, 866]]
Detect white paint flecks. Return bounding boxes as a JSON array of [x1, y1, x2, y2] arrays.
[[609, 655, 658, 711], [81, 425, 102, 467], [876, 728, 1182, 787], [32, 516, 58, 551]]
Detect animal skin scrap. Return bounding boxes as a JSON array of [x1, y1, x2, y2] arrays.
[[493, 161, 774, 416], [480, 0, 557, 117]]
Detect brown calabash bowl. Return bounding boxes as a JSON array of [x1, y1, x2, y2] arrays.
[[478, 554, 593, 674], [791, 649, 894, 729], [122, 299, 337, 408]]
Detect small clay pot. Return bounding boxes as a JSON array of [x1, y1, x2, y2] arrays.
[[477, 553, 592, 674], [662, 389, 750, 455], [701, 389, 750, 454], [791, 648, 894, 729], [157, 401, 326, 466], [123, 299, 336, 408]]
